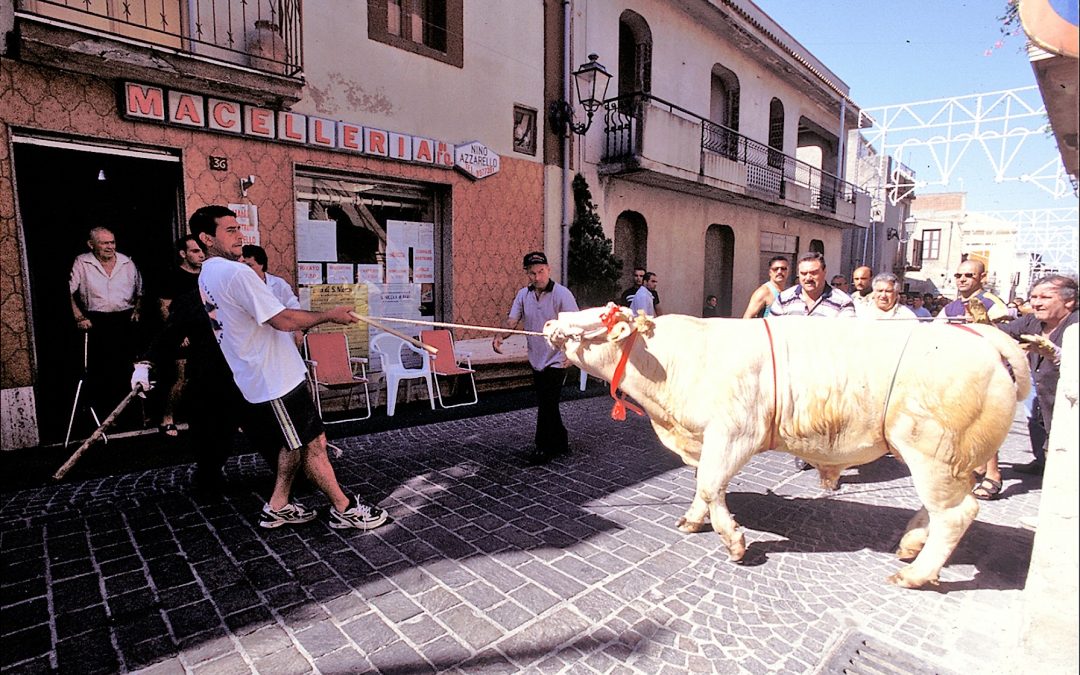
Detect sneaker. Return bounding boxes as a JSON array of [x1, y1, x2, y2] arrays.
[[329, 496, 388, 530], [259, 502, 317, 529]]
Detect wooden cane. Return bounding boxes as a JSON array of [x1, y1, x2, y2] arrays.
[[53, 385, 142, 481], [348, 312, 438, 355]]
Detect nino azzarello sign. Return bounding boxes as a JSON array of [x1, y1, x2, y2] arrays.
[[121, 82, 500, 179]]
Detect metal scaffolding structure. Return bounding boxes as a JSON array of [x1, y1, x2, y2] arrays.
[[858, 86, 1074, 204], [856, 87, 1078, 280]]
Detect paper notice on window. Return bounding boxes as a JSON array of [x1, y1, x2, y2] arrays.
[[356, 264, 383, 284], [297, 219, 337, 261], [365, 283, 422, 370], [326, 263, 354, 284], [297, 262, 322, 286], [413, 222, 435, 283], [229, 203, 259, 245], [385, 248, 410, 284], [308, 284, 369, 358]]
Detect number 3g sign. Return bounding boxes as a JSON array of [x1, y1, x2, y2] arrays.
[[209, 156, 228, 172]]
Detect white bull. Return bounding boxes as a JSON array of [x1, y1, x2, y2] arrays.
[[544, 305, 1030, 588]]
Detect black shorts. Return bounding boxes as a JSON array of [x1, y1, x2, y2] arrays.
[[245, 383, 324, 452]]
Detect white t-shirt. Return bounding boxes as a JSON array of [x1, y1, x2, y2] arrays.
[[630, 285, 655, 316], [199, 257, 305, 403], [266, 273, 301, 310]]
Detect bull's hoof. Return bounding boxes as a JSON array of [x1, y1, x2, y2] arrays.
[[675, 517, 709, 533], [726, 533, 747, 562], [886, 566, 939, 589], [895, 545, 920, 561]]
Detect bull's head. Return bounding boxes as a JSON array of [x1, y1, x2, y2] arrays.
[[543, 303, 654, 350]]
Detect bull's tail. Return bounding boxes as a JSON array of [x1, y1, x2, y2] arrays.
[[964, 324, 1031, 402]]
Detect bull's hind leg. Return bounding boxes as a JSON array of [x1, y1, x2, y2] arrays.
[[896, 508, 929, 561], [888, 456, 979, 588], [681, 425, 757, 561]]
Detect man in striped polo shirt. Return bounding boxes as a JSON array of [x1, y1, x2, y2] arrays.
[[767, 251, 856, 318]]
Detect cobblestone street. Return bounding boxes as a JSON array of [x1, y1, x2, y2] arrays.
[[1, 395, 1043, 674]]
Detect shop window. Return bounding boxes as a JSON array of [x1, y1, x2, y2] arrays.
[[369, 0, 463, 68], [294, 172, 445, 360]]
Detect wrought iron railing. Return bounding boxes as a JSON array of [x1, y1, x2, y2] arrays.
[[602, 93, 864, 214], [16, 0, 303, 77]]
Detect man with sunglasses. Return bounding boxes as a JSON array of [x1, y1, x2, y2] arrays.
[[742, 255, 791, 318], [938, 259, 1008, 324]]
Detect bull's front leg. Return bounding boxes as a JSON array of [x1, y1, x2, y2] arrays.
[[679, 422, 757, 562]]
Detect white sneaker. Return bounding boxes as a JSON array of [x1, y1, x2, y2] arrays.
[[259, 502, 317, 529], [329, 496, 388, 530]]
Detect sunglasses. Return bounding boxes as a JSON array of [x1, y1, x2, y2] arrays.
[[953, 272, 977, 279], [770, 267, 789, 272]]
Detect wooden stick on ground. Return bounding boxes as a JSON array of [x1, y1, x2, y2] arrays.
[[348, 312, 438, 355], [53, 386, 143, 481]]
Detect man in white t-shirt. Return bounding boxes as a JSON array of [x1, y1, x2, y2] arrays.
[[241, 244, 303, 346], [189, 205, 386, 531], [630, 272, 658, 317]]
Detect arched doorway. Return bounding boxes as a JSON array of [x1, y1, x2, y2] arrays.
[[704, 224, 735, 317], [614, 210, 648, 291]]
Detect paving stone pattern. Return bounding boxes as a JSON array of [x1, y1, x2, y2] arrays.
[[0, 397, 1042, 674]]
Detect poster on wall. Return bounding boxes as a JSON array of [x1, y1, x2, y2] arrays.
[[386, 220, 435, 284], [356, 264, 383, 284], [297, 262, 322, 285], [414, 222, 435, 283], [326, 263, 354, 284], [229, 203, 259, 245], [297, 218, 337, 261], [308, 284, 369, 358]]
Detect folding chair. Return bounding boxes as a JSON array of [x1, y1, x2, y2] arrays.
[[420, 329, 479, 409], [369, 332, 435, 416], [64, 332, 106, 447], [303, 332, 371, 423]]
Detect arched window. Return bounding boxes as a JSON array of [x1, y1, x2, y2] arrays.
[[704, 224, 735, 317], [768, 98, 784, 168], [810, 239, 825, 255], [709, 64, 740, 159]]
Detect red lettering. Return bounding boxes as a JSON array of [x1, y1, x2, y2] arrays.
[[339, 123, 361, 150], [211, 101, 239, 130], [367, 129, 387, 156], [414, 138, 433, 163], [308, 118, 334, 146], [247, 107, 274, 136], [126, 83, 164, 119], [279, 112, 305, 141], [171, 94, 203, 125]]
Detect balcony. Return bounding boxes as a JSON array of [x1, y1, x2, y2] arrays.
[[600, 93, 871, 228], [13, 0, 304, 107]]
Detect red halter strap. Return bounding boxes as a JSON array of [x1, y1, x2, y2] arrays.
[[600, 306, 645, 421], [762, 319, 779, 450]]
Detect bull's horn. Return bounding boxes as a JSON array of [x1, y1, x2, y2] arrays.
[[607, 322, 632, 342]]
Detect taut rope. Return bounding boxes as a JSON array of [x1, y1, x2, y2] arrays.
[[362, 315, 544, 337]]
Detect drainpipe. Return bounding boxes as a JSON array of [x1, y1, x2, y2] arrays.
[[836, 98, 846, 181], [560, 0, 572, 283]]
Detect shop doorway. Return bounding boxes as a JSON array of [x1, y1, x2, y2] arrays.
[[13, 138, 182, 445]]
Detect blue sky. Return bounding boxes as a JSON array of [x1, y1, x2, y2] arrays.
[[754, 0, 1071, 212]]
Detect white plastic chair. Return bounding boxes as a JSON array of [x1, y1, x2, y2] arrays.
[[369, 332, 436, 416]]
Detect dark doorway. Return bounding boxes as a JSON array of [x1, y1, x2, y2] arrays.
[[704, 224, 734, 317], [13, 140, 181, 445]]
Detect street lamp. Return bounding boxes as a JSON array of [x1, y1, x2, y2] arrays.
[[549, 54, 613, 136]]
